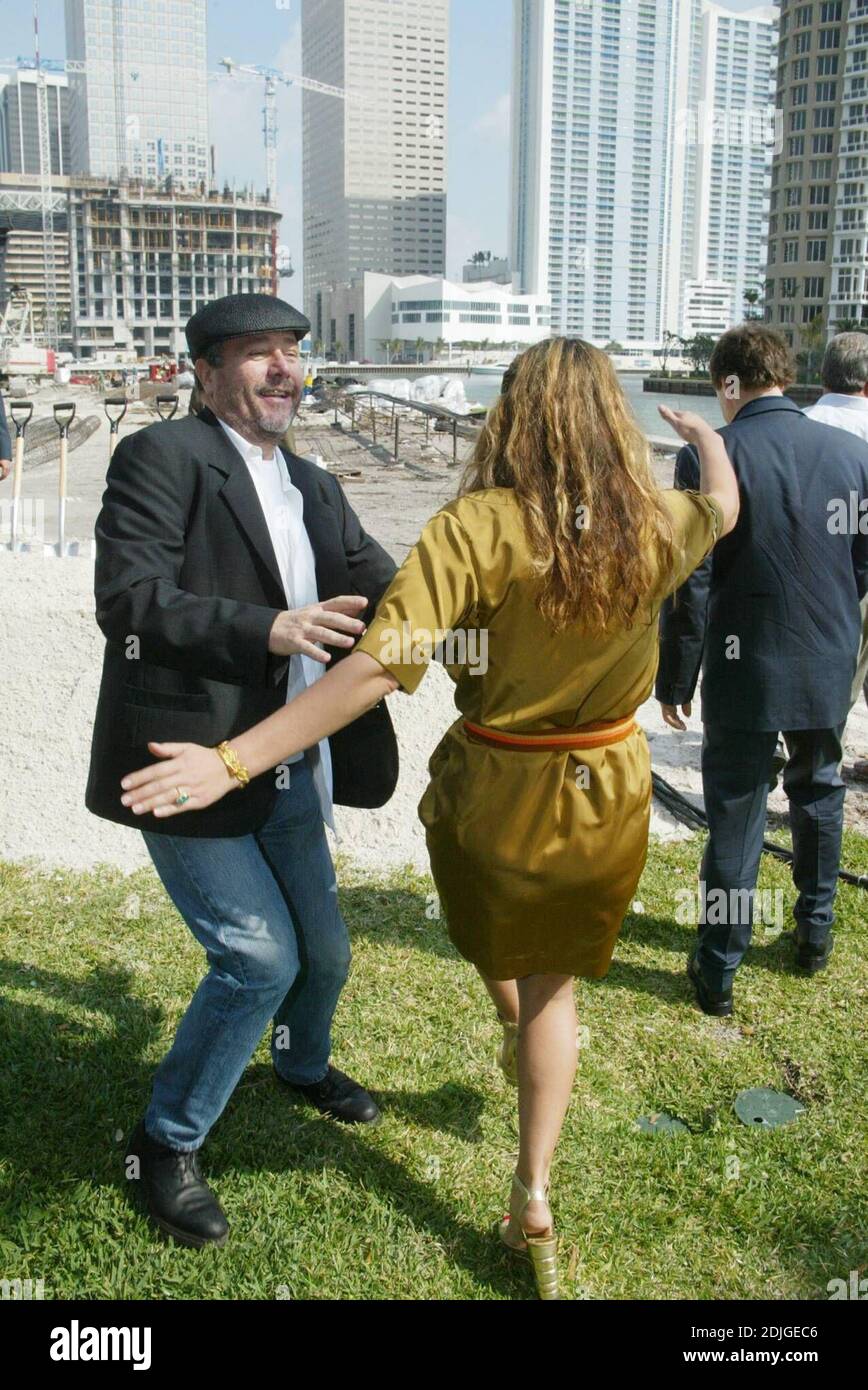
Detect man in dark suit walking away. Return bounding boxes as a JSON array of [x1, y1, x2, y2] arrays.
[[656, 324, 868, 1016], [86, 294, 399, 1247]]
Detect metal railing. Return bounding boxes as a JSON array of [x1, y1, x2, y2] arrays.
[[325, 386, 681, 466], [328, 387, 484, 467]]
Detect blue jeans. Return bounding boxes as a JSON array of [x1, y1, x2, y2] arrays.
[[141, 754, 351, 1151], [697, 722, 846, 993]]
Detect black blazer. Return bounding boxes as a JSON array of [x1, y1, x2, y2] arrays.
[[86, 405, 399, 837], [656, 395, 868, 730]]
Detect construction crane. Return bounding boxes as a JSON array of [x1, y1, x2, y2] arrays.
[[3, 0, 135, 350], [0, 41, 84, 352], [33, 1, 57, 349], [0, 285, 55, 375], [216, 58, 346, 206]]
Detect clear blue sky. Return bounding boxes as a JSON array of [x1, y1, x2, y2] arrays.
[[0, 0, 771, 302]]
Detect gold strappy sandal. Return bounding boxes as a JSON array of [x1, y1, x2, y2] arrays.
[[496, 1019, 519, 1086], [495, 1173, 560, 1300], [496, 1020, 581, 1087]]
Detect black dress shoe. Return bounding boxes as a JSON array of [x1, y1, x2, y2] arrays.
[[687, 954, 734, 1017], [125, 1119, 229, 1249], [275, 1064, 381, 1124], [790, 929, 834, 975]]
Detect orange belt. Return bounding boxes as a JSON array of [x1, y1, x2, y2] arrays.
[[462, 713, 638, 751]]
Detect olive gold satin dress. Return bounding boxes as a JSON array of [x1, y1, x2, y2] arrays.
[[355, 486, 723, 980]]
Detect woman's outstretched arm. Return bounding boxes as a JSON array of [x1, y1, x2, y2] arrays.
[[122, 502, 481, 819], [235, 651, 399, 775], [121, 652, 399, 818]]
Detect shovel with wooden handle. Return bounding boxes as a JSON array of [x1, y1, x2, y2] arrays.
[[8, 399, 33, 552], [155, 394, 179, 422], [105, 396, 127, 457], [53, 401, 76, 556]]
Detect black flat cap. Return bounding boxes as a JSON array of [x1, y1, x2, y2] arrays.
[[185, 293, 311, 361]]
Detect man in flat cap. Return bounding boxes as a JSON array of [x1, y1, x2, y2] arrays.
[[86, 293, 399, 1248]]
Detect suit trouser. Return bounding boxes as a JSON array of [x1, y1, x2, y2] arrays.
[[140, 753, 351, 1151], [697, 721, 846, 993]]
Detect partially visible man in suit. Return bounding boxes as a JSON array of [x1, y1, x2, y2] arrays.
[[87, 293, 399, 1248], [656, 323, 868, 1015], [0, 388, 11, 481], [803, 332, 868, 778]]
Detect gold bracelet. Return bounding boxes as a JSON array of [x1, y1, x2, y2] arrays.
[[214, 741, 251, 788]]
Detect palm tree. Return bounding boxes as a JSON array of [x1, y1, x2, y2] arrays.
[[743, 286, 763, 322], [378, 338, 393, 364], [434, 336, 446, 361], [414, 336, 427, 364], [333, 341, 344, 363], [660, 330, 680, 374], [797, 312, 826, 384], [313, 338, 324, 360], [390, 337, 403, 364]]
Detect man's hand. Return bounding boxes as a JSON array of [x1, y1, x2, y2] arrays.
[[660, 701, 692, 731], [268, 595, 369, 662], [0, 460, 11, 482]]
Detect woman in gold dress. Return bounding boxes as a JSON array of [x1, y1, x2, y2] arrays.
[[120, 339, 740, 1298]]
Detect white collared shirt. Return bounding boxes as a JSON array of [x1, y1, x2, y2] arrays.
[[803, 392, 868, 442], [217, 417, 335, 832]]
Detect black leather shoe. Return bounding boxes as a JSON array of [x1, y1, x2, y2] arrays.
[[687, 954, 734, 1017], [125, 1119, 229, 1249], [790, 929, 834, 975], [275, 1064, 381, 1124]]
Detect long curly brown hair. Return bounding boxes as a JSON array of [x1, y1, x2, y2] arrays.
[[459, 337, 678, 635]]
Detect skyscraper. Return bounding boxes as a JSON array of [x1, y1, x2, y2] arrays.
[[64, 0, 209, 188], [687, 3, 778, 334], [765, 0, 868, 355], [301, 0, 449, 329], [512, 0, 703, 349], [0, 69, 70, 177], [511, 0, 778, 351]]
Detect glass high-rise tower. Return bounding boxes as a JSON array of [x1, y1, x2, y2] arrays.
[[511, 0, 778, 351], [64, 0, 209, 188], [301, 0, 449, 329]]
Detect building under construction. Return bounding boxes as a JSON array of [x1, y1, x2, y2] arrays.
[[0, 169, 281, 363], [67, 172, 280, 359]]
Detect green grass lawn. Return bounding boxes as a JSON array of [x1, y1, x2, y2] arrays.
[[0, 831, 866, 1301]]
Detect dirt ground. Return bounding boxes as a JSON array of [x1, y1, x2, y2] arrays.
[[4, 381, 866, 842]]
